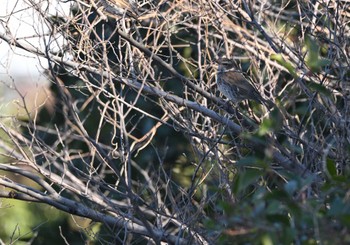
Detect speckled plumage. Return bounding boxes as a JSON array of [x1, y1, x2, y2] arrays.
[[216, 60, 272, 107]]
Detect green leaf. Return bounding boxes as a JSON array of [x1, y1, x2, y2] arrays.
[[242, 132, 270, 149], [326, 158, 337, 178], [307, 82, 332, 96], [317, 58, 332, 67], [305, 36, 319, 64], [265, 199, 284, 214], [265, 189, 290, 202], [328, 197, 350, 216], [266, 214, 290, 225], [259, 118, 274, 135], [236, 156, 260, 166], [270, 54, 297, 77], [261, 234, 274, 245], [305, 36, 331, 72], [284, 180, 298, 195], [259, 108, 283, 135], [234, 168, 262, 194]]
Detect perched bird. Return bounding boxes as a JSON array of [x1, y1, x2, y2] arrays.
[[216, 58, 273, 108]]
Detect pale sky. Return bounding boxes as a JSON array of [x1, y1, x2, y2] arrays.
[[0, 0, 71, 83], [0, 0, 70, 117]]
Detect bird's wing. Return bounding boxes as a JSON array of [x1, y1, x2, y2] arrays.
[[222, 72, 258, 94]]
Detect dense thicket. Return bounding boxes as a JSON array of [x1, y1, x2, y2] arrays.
[[1, 0, 349, 244]]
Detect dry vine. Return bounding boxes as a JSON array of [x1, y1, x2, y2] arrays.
[[0, 0, 349, 244]]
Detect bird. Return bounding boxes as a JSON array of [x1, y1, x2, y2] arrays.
[[216, 58, 274, 108]]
